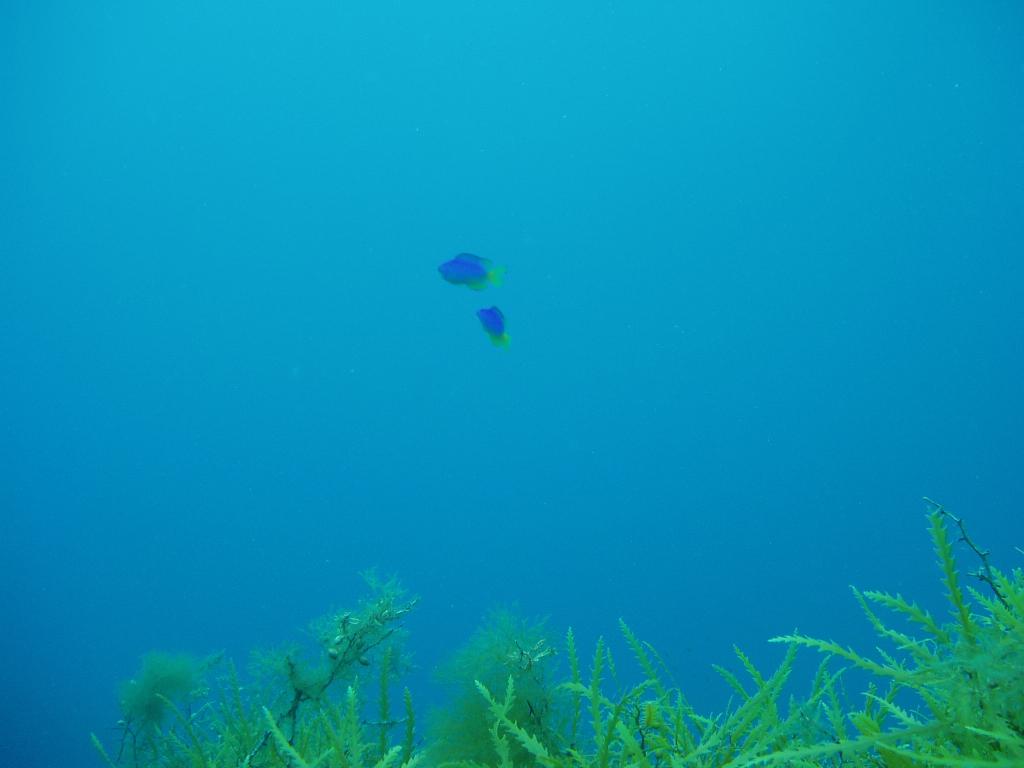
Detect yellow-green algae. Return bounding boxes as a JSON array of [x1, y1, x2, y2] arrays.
[[92, 501, 1024, 767]]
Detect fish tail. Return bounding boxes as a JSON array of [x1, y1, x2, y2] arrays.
[[487, 265, 506, 287], [488, 332, 510, 349]]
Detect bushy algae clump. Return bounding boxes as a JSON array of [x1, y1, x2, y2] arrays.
[[92, 574, 420, 768], [92, 500, 1024, 767], [427, 607, 561, 766], [118, 652, 203, 730]]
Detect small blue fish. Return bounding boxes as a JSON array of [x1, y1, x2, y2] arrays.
[[476, 306, 510, 348], [438, 253, 505, 290]]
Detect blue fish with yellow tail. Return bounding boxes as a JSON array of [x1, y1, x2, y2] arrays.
[[476, 306, 510, 348], [438, 253, 505, 290]]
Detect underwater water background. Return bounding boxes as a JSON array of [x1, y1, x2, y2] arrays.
[[2, 1, 1023, 765]]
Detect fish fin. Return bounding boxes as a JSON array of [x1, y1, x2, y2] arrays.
[[456, 252, 490, 267], [466, 279, 489, 291], [488, 333, 510, 349], [487, 265, 506, 287]]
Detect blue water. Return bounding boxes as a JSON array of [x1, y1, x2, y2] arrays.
[[3, 2, 1023, 765]]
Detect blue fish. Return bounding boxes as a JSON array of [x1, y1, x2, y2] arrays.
[[476, 306, 510, 348], [438, 253, 505, 290]]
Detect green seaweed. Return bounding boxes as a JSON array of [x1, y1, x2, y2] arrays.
[[91, 500, 1023, 768], [119, 652, 203, 730], [402, 687, 416, 765], [93, 577, 416, 768], [428, 607, 561, 766], [762, 501, 1024, 767]]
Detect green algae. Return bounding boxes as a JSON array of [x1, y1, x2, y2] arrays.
[[91, 501, 1024, 768]]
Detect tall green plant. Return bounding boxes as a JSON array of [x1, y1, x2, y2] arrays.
[[429, 608, 560, 766], [762, 500, 1024, 767]]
